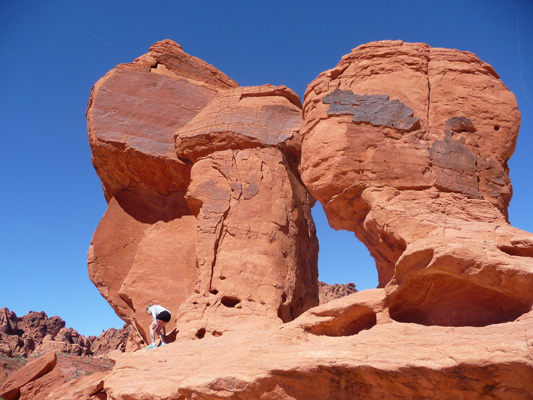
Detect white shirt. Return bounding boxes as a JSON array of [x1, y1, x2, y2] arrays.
[[147, 305, 169, 321]]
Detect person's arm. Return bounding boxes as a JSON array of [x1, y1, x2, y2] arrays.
[[148, 307, 157, 322]]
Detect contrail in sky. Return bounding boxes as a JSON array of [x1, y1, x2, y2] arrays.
[[58, 14, 115, 49], [509, 0, 529, 101]]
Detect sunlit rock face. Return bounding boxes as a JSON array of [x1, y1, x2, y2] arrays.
[[300, 40, 532, 328], [77, 40, 533, 400], [87, 40, 318, 347]]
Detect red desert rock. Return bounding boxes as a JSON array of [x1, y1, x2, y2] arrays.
[[18, 367, 66, 400], [0, 307, 128, 359], [86, 40, 236, 346], [63, 40, 533, 398], [300, 40, 532, 328], [0, 352, 56, 400], [87, 40, 318, 347], [318, 281, 357, 304]]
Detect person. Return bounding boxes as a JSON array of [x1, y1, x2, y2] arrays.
[[145, 303, 171, 349]]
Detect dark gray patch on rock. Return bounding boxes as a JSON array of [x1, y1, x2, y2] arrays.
[[430, 132, 481, 197], [445, 116, 476, 133], [322, 88, 419, 132]]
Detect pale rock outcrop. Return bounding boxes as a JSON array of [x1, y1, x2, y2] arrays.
[[57, 297, 532, 400]]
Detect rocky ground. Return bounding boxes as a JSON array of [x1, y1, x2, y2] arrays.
[[0, 281, 353, 388], [0, 353, 114, 384], [0, 306, 127, 389]]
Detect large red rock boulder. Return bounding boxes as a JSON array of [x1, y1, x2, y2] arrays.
[[173, 83, 317, 335], [87, 40, 237, 345], [87, 40, 319, 345], [174, 147, 317, 338], [88, 187, 198, 346], [75, 40, 532, 399], [300, 40, 533, 328], [0, 352, 56, 400], [18, 367, 66, 400], [46, 371, 107, 400], [0, 351, 110, 400], [87, 39, 238, 201]]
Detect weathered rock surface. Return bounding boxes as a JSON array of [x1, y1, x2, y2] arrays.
[[177, 147, 317, 334], [300, 40, 533, 329], [0, 351, 110, 400], [86, 39, 234, 346], [318, 281, 357, 304], [18, 367, 66, 400], [87, 40, 319, 346], [47, 296, 533, 400], [87, 325, 129, 356], [175, 84, 303, 168], [75, 40, 533, 399], [87, 39, 238, 201], [0, 352, 56, 400], [88, 187, 198, 347], [0, 307, 128, 358], [0, 308, 89, 358]]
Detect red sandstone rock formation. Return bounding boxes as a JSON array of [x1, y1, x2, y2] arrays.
[[300, 40, 532, 328], [0, 352, 57, 400], [87, 40, 318, 345], [318, 281, 357, 304], [86, 39, 227, 346], [0, 308, 90, 358], [71, 40, 533, 399], [87, 325, 129, 356], [0, 351, 109, 400], [0, 307, 128, 358]]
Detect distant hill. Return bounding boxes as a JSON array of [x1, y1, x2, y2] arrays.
[[0, 307, 129, 359]]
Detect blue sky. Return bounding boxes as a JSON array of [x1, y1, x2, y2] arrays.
[[1, 0, 531, 337]]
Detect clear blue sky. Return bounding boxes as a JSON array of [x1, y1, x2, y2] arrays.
[[1, 1, 531, 337]]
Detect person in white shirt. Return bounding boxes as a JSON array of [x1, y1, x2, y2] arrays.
[[145, 303, 171, 349]]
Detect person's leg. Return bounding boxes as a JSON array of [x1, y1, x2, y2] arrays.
[[147, 320, 159, 349], [156, 321, 168, 344]]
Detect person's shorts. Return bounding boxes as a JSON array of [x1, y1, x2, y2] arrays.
[[156, 310, 171, 323]]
